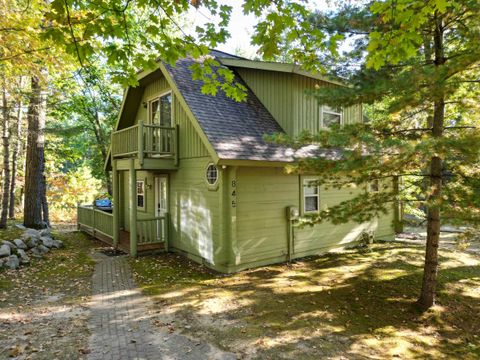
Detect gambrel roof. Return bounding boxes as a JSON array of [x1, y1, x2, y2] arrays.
[[164, 57, 294, 162], [107, 50, 343, 169]]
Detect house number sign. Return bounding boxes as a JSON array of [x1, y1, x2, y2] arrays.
[[231, 179, 237, 208]]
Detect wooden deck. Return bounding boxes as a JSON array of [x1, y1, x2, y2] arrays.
[[79, 225, 165, 255]]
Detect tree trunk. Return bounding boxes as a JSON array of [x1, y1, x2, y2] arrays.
[[41, 175, 49, 226], [24, 76, 47, 229], [9, 89, 24, 219], [0, 84, 10, 228], [417, 14, 445, 310]]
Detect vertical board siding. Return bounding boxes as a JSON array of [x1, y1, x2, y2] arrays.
[[235, 167, 395, 268], [236, 167, 298, 264], [236, 69, 363, 137], [174, 97, 209, 159], [169, 157, 223, 266], [121, 170, 156, 231], [134, 77, 170, 125], [132, 74, 209, 159]]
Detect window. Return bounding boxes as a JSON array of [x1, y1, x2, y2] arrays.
[[369, 179, 380, 192], [206, 164, 218, 185], [149, 92, 172, 126], [322, 105, 343, 127], [137, 181, 145, 209], [303, 179, 320, 213]]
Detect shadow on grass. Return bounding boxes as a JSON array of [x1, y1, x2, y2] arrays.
[[130, 244, 480, 359]]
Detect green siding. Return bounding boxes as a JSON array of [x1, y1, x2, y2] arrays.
[[132, 75, 209, 159], [234, 167, 394, 270], [168, 157, 226, 267], [174, 96, 210, 159], [236, 69, 363, 137], [120, 170, 156, 231], [134, 77, 170, 125]]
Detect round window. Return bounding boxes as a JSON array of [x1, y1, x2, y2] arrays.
[[206, 164, 218, 185]]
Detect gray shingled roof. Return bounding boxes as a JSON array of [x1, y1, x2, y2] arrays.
[[164, 56, 300, 162], [164, 54, 344, 163]]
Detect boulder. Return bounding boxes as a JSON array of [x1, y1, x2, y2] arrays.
[[40, 236, 55, 248], [0, 244, 11, 257], [13, 239, 28, 250], [24, 237, 39, 249], [22, 229, 41, 241], [39, 228, 51, 237], [16, 249, 30, 264], [37, 244, 50, 254], [15, 224, 27, 230], [30, 246, 43, 258], [4, 255, 20, 269], [51, 240, 64, 249], [1, 240, 16, 251]]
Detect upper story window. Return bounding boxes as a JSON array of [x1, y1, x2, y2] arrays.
[[321, 105, 343, 127], [369, 179, 380, 192], [303, 179, 320, 213], [206, 164, 218, 185], [150, 92, 172, 126]]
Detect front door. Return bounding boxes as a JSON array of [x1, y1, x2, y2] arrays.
[[155, 176, 168, 241]]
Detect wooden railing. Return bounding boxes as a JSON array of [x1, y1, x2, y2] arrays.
[[77, 205, 114, 238], [137, 215, 168, 245], [111, 122, 178, 162]]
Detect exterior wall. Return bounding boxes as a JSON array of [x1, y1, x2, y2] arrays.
[[120, 170, 156, 232], [233, 166, 395, 271], [168, 157, 227, 268], [236, 69, 362, 137]]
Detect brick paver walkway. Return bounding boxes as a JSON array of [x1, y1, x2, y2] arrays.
[[87, 253, 236, 360]]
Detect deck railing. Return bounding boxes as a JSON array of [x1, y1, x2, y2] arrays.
[[77, 205, 168, 249], [111, 122, 178, 161], [137, 215, 168, 245], [77, 205, 114, 238]]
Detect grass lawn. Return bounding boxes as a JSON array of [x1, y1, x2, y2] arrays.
[[131, 243, 480, 359], [0, 227, 100, 359]]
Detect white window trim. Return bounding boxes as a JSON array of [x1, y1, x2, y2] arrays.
[[136, 180, 145, 210], [303, 178, 320, 214], [148, 90, 173, 125], [205, 163, 219, 186], [321, 105, 343, 128], [368, 179, 380, 193]]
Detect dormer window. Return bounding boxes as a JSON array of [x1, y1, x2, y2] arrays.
[[321, 105, 343, 127]]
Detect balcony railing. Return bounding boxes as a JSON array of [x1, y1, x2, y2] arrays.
[[111, 122, 178, 164]]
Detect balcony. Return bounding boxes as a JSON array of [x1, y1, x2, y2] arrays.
[[111, 122, 179, 170]]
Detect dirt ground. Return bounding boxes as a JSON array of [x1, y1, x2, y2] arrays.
[[0, 229, 99, 360], [131, 242, 480, 360]]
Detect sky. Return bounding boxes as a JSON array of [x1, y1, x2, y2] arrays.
[[187, 1, 336, 58]]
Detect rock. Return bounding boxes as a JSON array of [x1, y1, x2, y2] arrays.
[[16, 249, 30, 264], [37, 244, 50, 254], [30, 247, 43, 258], [4, 255, 20, 269], [15, 224, 27, 230], [40, 236, 55, 248], [0, 244, 11, 257], [39, 228, 51, 237], [22, 229, 41, 241], [51, 240, 64, 249], [13, 239, 28, 250], [1, 240, 16, 251], [24, 237, 39, 249]]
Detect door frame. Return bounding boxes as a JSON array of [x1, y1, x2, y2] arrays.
[[154, 175, 169, 217]]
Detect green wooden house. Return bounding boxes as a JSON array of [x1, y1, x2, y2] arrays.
[[77, 50, 396, 273]]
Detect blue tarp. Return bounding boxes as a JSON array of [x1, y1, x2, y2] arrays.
[[95, 199, 112, 208]]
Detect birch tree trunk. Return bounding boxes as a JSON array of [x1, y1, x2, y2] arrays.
[[0, 84, 10, 228], [417, 14, 445, 310], [24, 76, 48, 229], [9, 86, 24, 219]]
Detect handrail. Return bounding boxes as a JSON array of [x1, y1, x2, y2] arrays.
[[111, 123, 177, 160]]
